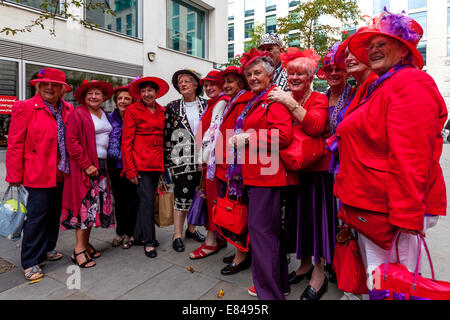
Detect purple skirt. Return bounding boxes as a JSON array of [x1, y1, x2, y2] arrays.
[[283, 171, 338, 265]]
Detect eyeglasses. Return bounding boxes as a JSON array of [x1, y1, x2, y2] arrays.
[[366, 41, 388, 52]]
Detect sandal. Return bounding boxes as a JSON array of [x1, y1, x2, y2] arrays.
[[71, 250, 96, 268], [24, 266, 44, 281], [189, 243, 220, 260], [122, 236, 133, 249], [112, 235, 125, 247], [47, 250, 63, 261], [87, 243, 101, 258]]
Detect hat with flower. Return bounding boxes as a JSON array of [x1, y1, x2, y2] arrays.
[[280, 47, 322, 70], [348, 9, 424, 70], [239, 48, 271, 73], [29, 68, 72, 92], [74, 80, 114, 105], [316, 42, 343, 80]]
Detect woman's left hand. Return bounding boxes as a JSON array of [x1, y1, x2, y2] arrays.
[[267, 87, 295, 109]]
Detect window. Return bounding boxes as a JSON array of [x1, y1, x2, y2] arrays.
[[448, 7, 450, 34], [167, 0, 206, 59], [266, 0, 276, 12], [288, 33, 300, 48], [409, 11, 427, 37], [245, 0, 257, 17], [417, 40, 427, 66], [7, 0, 61, 14], [244, 41, 253, 51], [266, 15, 277, 34], [289, 0, 300, 8], [228, 1, 235, 21], [447, 38, 450, 56], [85, 0, 141, 38], [373, 0, 390, 16], [0, 59, 19, 149], [228, 44, 235, 59], [228, 24, 234, 41], [409, 0, 427, 10], [245, 20, 254, 39]]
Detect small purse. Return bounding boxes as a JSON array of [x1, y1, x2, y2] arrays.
[[187, 171, 207, 227], [0, 185, 28, 241], [338, 204, 397, 250], [332, 225, 368, 295], [371, 231, 450, 300], [212, 191, 248, 235]]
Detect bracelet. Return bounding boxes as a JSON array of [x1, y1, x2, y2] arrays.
[[290, 103, 299, 112]]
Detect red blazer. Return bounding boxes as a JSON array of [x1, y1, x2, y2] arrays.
[[215, 92, 254, 182], [62, 105, 100, 215], [334, 67, 447, 231], [121, 101, 165, 179], [6, 94, 73, 188], [243, 85, 293, 187]]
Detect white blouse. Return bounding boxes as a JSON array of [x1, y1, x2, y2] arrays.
[[91, 110, 112, 159]]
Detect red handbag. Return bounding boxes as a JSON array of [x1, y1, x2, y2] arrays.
[[371, 231, 450, 300], [280, 121, 328, 171], [212, 192, 248, 235], [338, 205, 397, 250], [332, 226, 368, 295]]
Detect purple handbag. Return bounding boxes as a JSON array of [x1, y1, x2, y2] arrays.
[[187, 172, 207, 226]]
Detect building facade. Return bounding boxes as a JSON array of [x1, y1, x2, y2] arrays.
[[0, 0, 227, 150], [227, 0, 450, 109]]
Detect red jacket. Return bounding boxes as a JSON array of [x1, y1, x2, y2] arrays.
[[6, 94, 73, 188], [334, 67, 447, 231], [243, 85, 293, 187], [121, 101, 165, 179], [215, 92, 254, 182], [62, 105, 101, 215]]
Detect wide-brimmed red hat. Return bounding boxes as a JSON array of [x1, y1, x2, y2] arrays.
[[29, 68, 72, 92], [213, 66, 242, 84], [334, 27, 372, 71], [113, 85, 130, 94], [129, 76, 169, 100], [200, 70, 220, 86], [316, 42, 342, 80], [239, 48, 271, 73], [74, 80, 114, 105], [348, 11, 424, 70]]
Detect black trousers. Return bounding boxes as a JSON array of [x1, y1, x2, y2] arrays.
[[108, 160, 139, 237], [21, 183, 63, 269], [134, 171, 161, 246]]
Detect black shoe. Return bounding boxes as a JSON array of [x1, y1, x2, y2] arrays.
[[185, 230, 205, 243], [220, 257, 251, 276], [300, 276, 328, 300], [135, 240, 159, 247], [172, 238, 185, 252], [288, 266, 314, 285], [145, 247, 157, 258], [222, 254, 235, 264]]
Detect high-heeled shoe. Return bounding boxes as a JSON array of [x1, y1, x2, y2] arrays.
[[288, 266, 314, 285]]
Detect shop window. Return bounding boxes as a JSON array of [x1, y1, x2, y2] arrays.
[[0, 60, 19, 149]]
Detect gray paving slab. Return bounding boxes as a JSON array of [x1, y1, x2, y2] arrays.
[[117, 264, 220, 300], [200, 280, 258, 301], [0, 267, 27, 293], [0, 276, 73, 300]]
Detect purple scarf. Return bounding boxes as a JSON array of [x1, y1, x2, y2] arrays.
[[225, 88, 270, 197], [43, 98, 69, 174], [206, 89, 246, 181], [107, 108, 123, 169]]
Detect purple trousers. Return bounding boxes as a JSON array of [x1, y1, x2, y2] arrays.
[[247, 186, 290, 300]]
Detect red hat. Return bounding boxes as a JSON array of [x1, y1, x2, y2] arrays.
[[200, 70, 220, 86], [239, 48, 271, 73], [214, 66, 243, 85], [113, 85, 130, 94], [316, 42, 342, 80], [334, 27, 371, 71], [129, 76, 169, 100], [280, 47, 321, 70], [29, 68, 72, 92], [348, 11, 424, 70], [74, 80, 114, 105]]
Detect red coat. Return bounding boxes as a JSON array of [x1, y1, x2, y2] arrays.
[[334, 67, 447, 231], [215, 91, 254, 182], [243, 85, 293, 187], [62, 105, 100, 215], [121, 101, 165, 179], [6, 94, 73, 188]]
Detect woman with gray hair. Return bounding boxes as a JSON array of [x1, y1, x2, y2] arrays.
[[228, 48, 293, 299], [267, 48, 336, 300]]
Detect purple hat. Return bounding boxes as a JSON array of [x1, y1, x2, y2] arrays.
[[317, 42, 342, 80]]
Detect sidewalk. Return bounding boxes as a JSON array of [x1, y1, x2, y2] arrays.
[[0, 145, 449, 300]]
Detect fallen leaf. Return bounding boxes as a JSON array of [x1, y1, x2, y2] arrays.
[[218, 289, 225, 298], [28, 278, 43, 285], [187, 266, 194, 273]]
